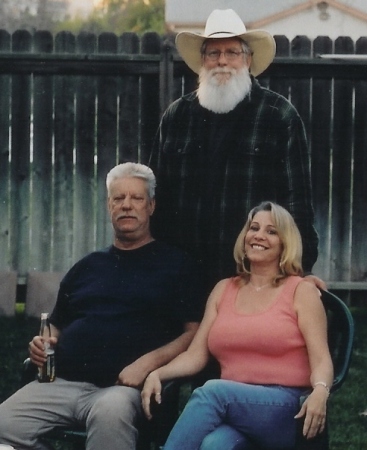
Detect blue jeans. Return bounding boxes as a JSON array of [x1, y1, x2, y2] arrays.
[[164, 379, 305, 450]]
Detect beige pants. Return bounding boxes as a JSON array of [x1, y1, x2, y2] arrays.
[[0, 378, 142, 450]]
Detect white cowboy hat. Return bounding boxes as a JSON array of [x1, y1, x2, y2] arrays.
[[175, 9, 276, 77]]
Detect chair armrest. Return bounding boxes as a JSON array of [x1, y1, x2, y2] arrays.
[[148, 379, 185, 447]]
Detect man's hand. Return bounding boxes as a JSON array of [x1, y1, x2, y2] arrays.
[[304, 274, 327, 291], [116, 360, 150, 388], [29, 336, 58, 368]]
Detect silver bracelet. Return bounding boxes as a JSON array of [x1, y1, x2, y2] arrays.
[[313, 381, 330, 397]]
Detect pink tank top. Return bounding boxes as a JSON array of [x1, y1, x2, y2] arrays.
[[207, 276, 311, 387]]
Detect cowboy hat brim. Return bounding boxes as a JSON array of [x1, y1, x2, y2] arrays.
[[176, 30, 276, 77]]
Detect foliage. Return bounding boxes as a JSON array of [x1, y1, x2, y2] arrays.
[[0, 0, 68, 34], [55, 0, 166, 36], [0, 0, 166, 36]]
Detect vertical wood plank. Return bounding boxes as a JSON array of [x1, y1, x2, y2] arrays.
[[31, 30, 54, 271], [159, 38, 174, 115], [0, 30, 11, 270], [311, 36, 333, 279], [73, 32, 97, 261], [351, 37, 367, 282], [140, 32, 161, 164], [289, 36, 312, 131], [329, 37, 355, 281], [268, 35, 290, 98], [96, 32, 118, 249], [53, 31, 76, 271], [118, 32, 140, 164], [10, 30, 32, 278]]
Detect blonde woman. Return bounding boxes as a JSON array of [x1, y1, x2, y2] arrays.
[[142, 201, 333, 450]]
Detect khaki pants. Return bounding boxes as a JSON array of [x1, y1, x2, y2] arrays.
[[0, 378, 142, 450]]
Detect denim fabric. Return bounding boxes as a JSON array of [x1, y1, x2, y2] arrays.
[[164, 379, 305, 450]]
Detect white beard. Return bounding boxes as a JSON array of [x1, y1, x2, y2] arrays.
[[197, 66, 252, 114]]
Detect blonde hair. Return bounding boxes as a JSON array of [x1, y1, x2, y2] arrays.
[[233, 201, 303, 284], [106, 162, 156, 198]]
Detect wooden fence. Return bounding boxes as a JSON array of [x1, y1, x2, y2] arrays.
[[0, 29, 367, 298]]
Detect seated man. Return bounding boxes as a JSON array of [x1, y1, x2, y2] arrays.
[[0, 162, 204, 450]]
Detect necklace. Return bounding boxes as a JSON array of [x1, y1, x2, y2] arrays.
[[249, 281, 271, 292]]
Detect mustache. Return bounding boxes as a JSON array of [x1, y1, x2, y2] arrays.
[[210, 67, 237, 76]]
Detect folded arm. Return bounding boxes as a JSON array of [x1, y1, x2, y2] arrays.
[[116, 321, 200, 388]]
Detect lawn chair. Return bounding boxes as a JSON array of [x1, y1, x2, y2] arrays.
[[22, 289, 354, 450], [157, 289, 355, 450]]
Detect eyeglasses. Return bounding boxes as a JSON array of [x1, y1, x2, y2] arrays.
[[203, 49, 245, 61]]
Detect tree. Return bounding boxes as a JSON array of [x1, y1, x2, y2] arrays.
[[55, 0, 166, 36], [0, 0, 69, 33]]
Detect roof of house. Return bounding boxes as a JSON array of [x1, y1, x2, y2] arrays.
[[166, 0, 367, 30]]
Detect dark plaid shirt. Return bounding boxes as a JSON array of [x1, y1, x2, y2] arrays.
[[150, 78, 318, 292]]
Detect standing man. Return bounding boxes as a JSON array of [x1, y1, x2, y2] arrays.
[[0, 163, 204, 450], [150, 9, 322, 292]]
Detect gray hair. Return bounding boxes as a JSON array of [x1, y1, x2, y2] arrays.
[[106, 162, 156, 198]]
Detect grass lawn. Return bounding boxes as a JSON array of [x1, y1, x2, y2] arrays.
[[0, 306, 366, 449]]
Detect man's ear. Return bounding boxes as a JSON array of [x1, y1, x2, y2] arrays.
[[246, 52, 252, 71], [107, 196, 112, 214], [149, 198, 156, 216]]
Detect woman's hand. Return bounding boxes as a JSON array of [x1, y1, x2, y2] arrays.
[[141, 371, 162, 420], [294, 386, 328, 439]]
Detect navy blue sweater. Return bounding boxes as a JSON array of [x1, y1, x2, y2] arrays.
[[50, 241, 204, 387]]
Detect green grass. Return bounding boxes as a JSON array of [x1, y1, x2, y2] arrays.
[[0, 307, 366, 449]]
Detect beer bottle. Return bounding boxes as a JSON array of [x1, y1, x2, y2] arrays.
[[37, 312, 56, 382]]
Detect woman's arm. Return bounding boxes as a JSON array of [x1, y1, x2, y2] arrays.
[[293, 281, 334, 439], [141, 278, 228, 418]]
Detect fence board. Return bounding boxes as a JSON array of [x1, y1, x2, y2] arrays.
[[31, 31, 54, 271], [118, 32, 140, 164], [351, 37, 367, 281], [0, 30, 366, 289], [140, 32, 161, 164], [10, 30, 32, 276], [290, 36, 312, 131], [269, 35, 290, 98], [311, 37, 334, 279], [330, 37, 355, 281], [0, 30, 11, 270], [73, 32, 97, 262], [95, 32, 119, 249], [53, 31, 76, 271]]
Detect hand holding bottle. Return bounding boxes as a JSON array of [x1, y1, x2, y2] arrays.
[[29, 335, 58, 367], [33, 312, 56, 382]]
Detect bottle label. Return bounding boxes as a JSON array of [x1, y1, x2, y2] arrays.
[[38, 349, 56, 383]]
